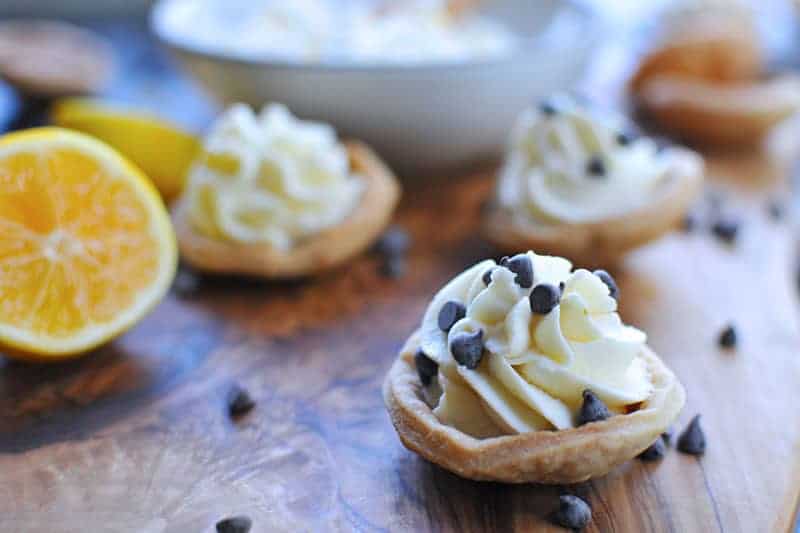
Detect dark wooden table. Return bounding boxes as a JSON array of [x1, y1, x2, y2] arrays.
[[1, 21, 800, 533]]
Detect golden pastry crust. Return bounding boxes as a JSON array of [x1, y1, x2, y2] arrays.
[[173, 141, 401, 279], [629, 14, 761, 93], [481, 148, 703, 268], [383, 331, 686, 484], [637, 75, 800, 147]]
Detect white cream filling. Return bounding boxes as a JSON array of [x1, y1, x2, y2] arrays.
[[420, 251, 653, 437], [183, 103, 364, 250], [496, 95, 673, 224]]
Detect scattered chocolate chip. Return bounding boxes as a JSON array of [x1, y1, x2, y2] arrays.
[[438, 301, 466, 332], [551, 495, 592, 530], [577, 389, 611, 426], [711, 217, 739, 244], [482, 268, 495, 286], [530, 283, 561, 314], [616, 131, 635, 146], [373, 225, 411, 257], [504, 254, 534, 288], [173, 268, 200, 297], [638, 437, 667, 461], [586, 154, 606, 178], [414, 350, 438, 386], [380, 256, 406, 279], [767, 199, 785, 221], [717, 324, 737, 349], [216, 516, 252, 533], [677, 414, 706, 456], [227, 384, 255, 418], [662, 428, 673, 446], [593, 269, 619, 300], [681, 212, 698, 233], [539, 100, 558, 116], [559, 281, 566, 294], [450, 330, 485, 369]]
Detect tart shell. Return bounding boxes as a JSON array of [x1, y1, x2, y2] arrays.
[[636, 75, 800, 147], [172, 141, 401, 279], [383, 331, 686, 484], [482, 148, 703, 268]]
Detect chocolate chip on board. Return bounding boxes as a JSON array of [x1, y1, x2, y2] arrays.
[[638, 437, 667, 461], [216, 516, 252, 533], [717, 323, 737, 349], [227, 384, 256, 418], [373, 225, 411, 257], [551, 495, 592, 530], [677, 414, 706, 456]]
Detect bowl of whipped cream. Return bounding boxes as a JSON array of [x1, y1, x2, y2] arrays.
[[151, 0, 598, 172]]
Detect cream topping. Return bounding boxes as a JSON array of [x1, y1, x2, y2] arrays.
[[183, 103, 364, 250], [418, 251, 652, 437], [496, 95, 672, 224]]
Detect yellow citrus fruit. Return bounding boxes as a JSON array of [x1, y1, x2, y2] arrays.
[[50, 99, 200, 202], [0, 127, 177, 360]]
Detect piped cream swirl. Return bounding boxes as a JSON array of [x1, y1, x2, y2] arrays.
[[497, 95, 672, 224], [419, 251, 652, 438], [183, 103, 364, 250]]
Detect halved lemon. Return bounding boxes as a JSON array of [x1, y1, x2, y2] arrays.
[[51, 99, 200, 202], [0, 127, 177, 360]]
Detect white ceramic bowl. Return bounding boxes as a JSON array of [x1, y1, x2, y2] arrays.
[[151, 0, 598, 173]]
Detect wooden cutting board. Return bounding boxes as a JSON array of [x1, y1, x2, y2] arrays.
[[1, 150, 799, 532]]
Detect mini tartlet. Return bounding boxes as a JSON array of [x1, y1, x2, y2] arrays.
[[383, 252, 685, 483], [483, 96, 704, 267], [630, 0, 800, 146], [173, 104, 401, 278]]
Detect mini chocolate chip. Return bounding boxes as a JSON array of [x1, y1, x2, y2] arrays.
[[216, 516, 252, 533], [711, 218, 739, 244], [530, 283, 560, 314], [593, 269, 619, 300], [482, 268, 495, 286], [173, 268, 200, 297], [638, 437, 667, 461], [718, 324, 737, 349], [450, 330, 485, 369], [662, 428, 673, 446], [677, 414, 706, 455], [438, 301, 466, 332], [551, 495, 591, 530], [504, 254, 534, 288], [681, 212, 698, 233], [767, 199, 785, 221], [586, 154, 606, 177], [577, 389, 611, 425], [559, 281, 565, 294], [616, 131, 635, 146], [380, 256, 406, 279], [539, 100, 558, 116], [227, 384, 255, 418], [414, 350, 438, 386], [373, 226, 411, 257]]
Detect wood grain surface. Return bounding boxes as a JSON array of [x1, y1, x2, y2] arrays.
[[1, 147, 799, 532]]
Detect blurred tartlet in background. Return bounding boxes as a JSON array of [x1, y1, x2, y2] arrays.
[[629, 0, 800, 148], [173, 103, 400, 279], [483, 95, 704, 267]]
